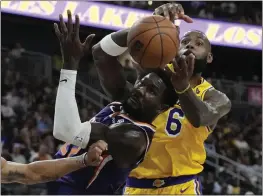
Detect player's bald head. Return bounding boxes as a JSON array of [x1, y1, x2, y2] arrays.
[[183, 30, 211, 52]]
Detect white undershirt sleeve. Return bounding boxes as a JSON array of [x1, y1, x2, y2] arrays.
[[53, 69, 91, 149]]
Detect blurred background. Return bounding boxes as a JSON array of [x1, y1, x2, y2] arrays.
[[1, 1, 262, 195]]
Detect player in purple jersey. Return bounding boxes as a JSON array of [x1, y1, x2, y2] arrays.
[[47, 10, 179, 194]]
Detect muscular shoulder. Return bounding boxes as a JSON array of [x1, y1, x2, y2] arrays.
[[204, 88, 231, 117], [106, 123, 149, 168], [108, 123, 147, 145]]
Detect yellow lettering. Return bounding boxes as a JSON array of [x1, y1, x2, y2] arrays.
[[205, 24, 222, 42], [37, 1, 56, 15], [1, 1, 12, 9], [79, 6, 100, 24], [244, 29, 262, 46], [223, 27, 245, 43], [17, 1, 34, 12], [62, 1, 79, 16], [124, 12, 141, 28], [231, 27, 246, 43], [101, 8, 124, 27], [223, 27, 242, 43], [15, 1, 56, 15]]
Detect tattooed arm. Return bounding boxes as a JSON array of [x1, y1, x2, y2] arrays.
[[178, 88, 231, 129], [1, 141, 106, 184], [1, 157, 83, 184]]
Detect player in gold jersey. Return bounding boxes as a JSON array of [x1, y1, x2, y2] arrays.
[[92, 3, 231, 195], [123, 4, 231, 195], [125, 72, 224, 195]]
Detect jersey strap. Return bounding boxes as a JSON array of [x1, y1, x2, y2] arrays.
[[193, 78, 214, 101], [92, 102, 122, 124]]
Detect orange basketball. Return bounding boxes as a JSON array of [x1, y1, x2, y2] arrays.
[[127, 15, 179, 69]]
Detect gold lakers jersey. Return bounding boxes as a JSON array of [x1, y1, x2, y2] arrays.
[[129, 78, 214, 179]]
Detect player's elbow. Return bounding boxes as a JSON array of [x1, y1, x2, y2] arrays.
[[53, 128, 73, 144], [53, 131, 61, 141], [53, 121, 72, 142], [53, 127, 64, 141], [185, 112, 202, 128], [53, 127, 71, 144], [191, 116, 202, 128], [225, 98, 232, 115]]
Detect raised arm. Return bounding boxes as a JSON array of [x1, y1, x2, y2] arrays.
[[53, 11, 150, 158], [165, 55, 231, 129], [92, 29, 132, 101], [53, 10, 99, 147], [54, 59, 150, 166], [91, 2, 193, 101], [1, 142, 106, 185]]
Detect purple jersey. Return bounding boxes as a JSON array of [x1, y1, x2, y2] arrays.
[[47, 102, 155, 195]]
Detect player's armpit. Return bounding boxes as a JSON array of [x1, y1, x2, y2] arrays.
[[105, 123, 151, 168], [92, 29, 131, 101], [178, 88, 231, 128]]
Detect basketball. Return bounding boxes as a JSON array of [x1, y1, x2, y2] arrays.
[[127, 15, 179, 69]]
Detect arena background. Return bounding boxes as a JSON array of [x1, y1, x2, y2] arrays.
[[1, 1, 262, 195]]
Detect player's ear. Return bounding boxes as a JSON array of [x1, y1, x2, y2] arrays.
[[206, 52, 213, 64]]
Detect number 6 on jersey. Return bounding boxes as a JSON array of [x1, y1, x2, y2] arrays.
[[165, 108, 184, 137]]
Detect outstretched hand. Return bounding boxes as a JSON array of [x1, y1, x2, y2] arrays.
[[164, 54, 195, 92], [153, 3, 193, 23], [54, 10, 95, 70]]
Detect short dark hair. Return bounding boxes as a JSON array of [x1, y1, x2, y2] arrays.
[[140, 69, 178, 107]]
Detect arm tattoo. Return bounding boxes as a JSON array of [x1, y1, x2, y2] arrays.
[[3, 170, 56, 184], [2, 155, 86, 184], [178, 88, 231, 128], [5, 170, 26, 182]]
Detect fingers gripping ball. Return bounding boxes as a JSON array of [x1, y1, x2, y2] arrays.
[[127, 15, 179, 69]]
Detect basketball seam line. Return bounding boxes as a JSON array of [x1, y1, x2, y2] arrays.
[[127, 27, 176, 46], [152, 16, 163, 67], [159, 32, 178, 50], [139, 34, 160, 65]]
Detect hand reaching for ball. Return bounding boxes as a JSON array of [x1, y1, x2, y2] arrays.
[[164, 54, 195, 92], [54, 10, 95, 70], [153, 3, 193, 23]]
